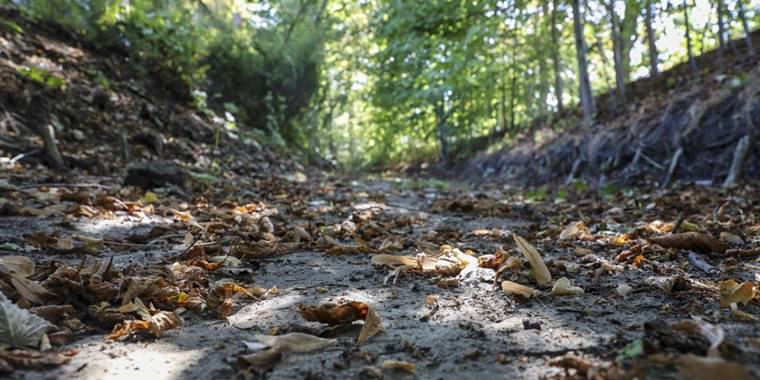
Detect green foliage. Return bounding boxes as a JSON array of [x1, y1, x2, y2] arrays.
[[0, 18, 23, 34], [87, 69, 111, 89], [16, 66, 65, 89], [15, 0, 327, 147]]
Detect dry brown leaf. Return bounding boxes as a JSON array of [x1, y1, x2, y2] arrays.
[[10, 274, 54, 304], [501, 281, 541, 298], [559, 221, 588, 240], [107, 320, 150, 340], [551, 277, 584, 296], [357, 306, 383, 344], [382, 359, 415, 373], [0, 256, 34, 277], [207, 280, 254, 318], [675, 354, 754, 380], [719, 280, 755, 308], [648, 232, 728, 254], [298, 301, 368, 325], [29, 305, 76, 323], [512, 233, 552, 286], [0, 349, 77, 372], [147, 311, 182, 337], [0, 294, 55, 349], [252, 333, 335, 353]]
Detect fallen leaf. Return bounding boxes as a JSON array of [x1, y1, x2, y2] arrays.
[[676, 354, 754, 380], [382, 359, 415, 373], [551, 277, 584, 296], [252, 332, 335, 353], [107, 320, 150, 340], [512, 234, 552, 286], [299, 301, 368, 325], [648, 232, 728, 254], [10, 274, 55, 304], [719, 280, 755, 307], [0, 349, 77, 372], [147, 311, 182, 337], [559, 221, 588, 240], [0, 256, 34, 277], [501, 281, 541, 298], [0, 293, 54, 349], [357, 306, 383, 344]]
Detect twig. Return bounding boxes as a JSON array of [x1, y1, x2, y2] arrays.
[[661, 146, 684, 188], [19, 183, 114, 189], [639, 151, 665, 170], [722, 135, 751, 188]]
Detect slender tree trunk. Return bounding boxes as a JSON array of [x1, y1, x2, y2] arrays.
[[737, 0, 755, 57], [572, 0, 596, 125], [716, 0, 726, 64], [683, 0, 698, 72], [645, 0, 659, 76], [435, 96, 449, 163], [608, 0, 626, 102], [551, 0, 564, 114]]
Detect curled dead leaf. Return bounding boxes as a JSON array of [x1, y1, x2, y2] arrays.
[[512, 233, 552, 286], [357, 306, 383, 344], [648, 232, 728, 254], [501, 281, 541, 298], [298, 301, 368, 325], [551, 277, 584, 296], [382, 360, 415, 373], [719, 280, 755, 308]]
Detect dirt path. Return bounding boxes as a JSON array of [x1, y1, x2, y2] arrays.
[[2, 177, 760, 380]]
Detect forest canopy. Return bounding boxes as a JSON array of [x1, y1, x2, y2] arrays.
[[6, 0, 759, 167]]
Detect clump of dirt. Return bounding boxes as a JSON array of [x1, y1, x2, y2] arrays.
[[465, 31, 760, 188]]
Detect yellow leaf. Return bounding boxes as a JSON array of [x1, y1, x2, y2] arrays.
[[513, 233, 552, 286], [501, 281, 541, 298], [382, 360, 415, 373], [719, 280, 755, 308], [357, 306, 383, 344]]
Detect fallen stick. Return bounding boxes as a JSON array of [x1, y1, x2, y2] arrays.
[[722, 135, 751, 188], [565, 158, 583, 184], [661, 146, 683, 188]]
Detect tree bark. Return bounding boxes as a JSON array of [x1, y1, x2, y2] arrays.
[[737, 0, 755, 57], [683, 0, 698, 73], [645, 0, 659, 76], [608, 0, 626, 103], [572, 0, 596, 125], [716, 0, 726, 64], [435, 96, 449, 164], [551, 0, 564, 114]]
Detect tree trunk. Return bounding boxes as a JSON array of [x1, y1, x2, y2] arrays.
[[435, 98, 449, 163], [683, 0, 698, 72], [645, 0, 659, 76], [618, 0, 643, 82], [716, 0, 726, 64], [608, 0, 626, 103], [737, 0, 755, 57], [551, 0, 564, 114], [572, 0, 596, 125]]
